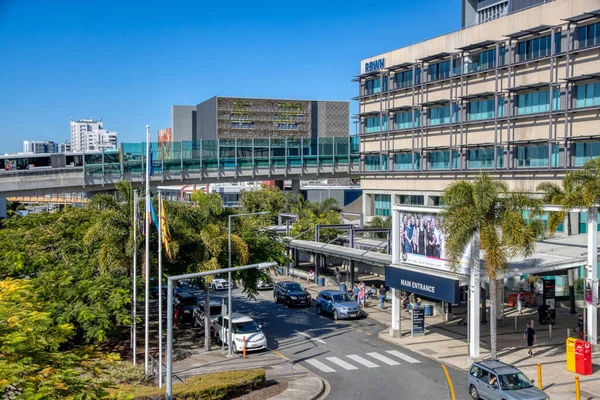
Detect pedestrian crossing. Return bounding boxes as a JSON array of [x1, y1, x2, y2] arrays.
[[304, 350, 420, 373]]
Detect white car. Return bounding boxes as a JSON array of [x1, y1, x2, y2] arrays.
[[211, 278, 230, 291], [214, 313, 267, 353], [193, 301, 222, 332]]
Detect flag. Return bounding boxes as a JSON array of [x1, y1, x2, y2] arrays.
[[160, 198, 173, 260], [149, 198, 159, 228]]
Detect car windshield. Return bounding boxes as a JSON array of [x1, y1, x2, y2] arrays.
[[209, 306, 222, 315], [332, 294, 353, 303], [286, 283, 304, 291], [233, 321, 261, 334], [498, 373, 533, 390]]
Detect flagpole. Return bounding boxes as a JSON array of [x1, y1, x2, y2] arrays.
[[144, 125, 150, 377], [158, 191, 163, 387], [132, 190, 138, 366]]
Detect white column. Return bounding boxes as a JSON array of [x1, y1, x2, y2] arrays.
[[469, 234, 481, 359], [391, 209, 400, 265], [391, 288, 401, 337], [587, 208, 598, 345]]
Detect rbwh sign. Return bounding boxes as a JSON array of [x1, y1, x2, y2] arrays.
[[364, 58, 385, 73]]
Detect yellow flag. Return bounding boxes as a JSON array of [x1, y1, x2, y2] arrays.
[[160, 200, 173, 260]]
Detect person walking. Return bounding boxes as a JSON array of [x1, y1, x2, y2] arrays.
[[524, 322, 536, 357], [353, 284, 359, 301], [307, 270, 314, 283], [379, 285, 387, 309], [334, 267, 341, 284], [358, 287, 366, 309], [517, 291, 523, 314]]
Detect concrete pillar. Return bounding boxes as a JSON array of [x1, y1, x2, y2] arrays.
[[586, 208, 598, 345], [568, 268, 577, 314], [469, 235, 481, 359], [315, 254, 320, 281], [0, 197, 6, 219], [291, 179, 301, 195], [349, 260, 355, 285], [390, 288, 401, 337]]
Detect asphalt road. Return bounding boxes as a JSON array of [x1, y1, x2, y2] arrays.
[[207, 286, 471, 400]]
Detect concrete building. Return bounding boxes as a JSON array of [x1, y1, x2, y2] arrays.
[[170, 97, 349, 142], [355, 0, 600, 223], [70, 118, 117, 152], [23, 140, 58, 154], [462, 0, 555, 28], [58, 142, 71, 153]]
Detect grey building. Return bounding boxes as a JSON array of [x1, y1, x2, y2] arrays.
[[23, 140, 59, 154], [171, 97, 349, 142], [462, 0, 554, 27]]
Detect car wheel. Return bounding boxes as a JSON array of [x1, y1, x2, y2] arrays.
[[232, 343, 239, 354], [274, 293, 279, 304], [333, 310, 339, 321], [316, 304, 322, 315], [469, 385, 480, 400]]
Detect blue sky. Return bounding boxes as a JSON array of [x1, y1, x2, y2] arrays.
[[0, 0, 460, 153]]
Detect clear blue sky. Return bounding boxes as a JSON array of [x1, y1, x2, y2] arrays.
[[0, 0, 460, 153]]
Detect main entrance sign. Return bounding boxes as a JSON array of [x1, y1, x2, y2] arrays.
[[385, 265, 460, 303]]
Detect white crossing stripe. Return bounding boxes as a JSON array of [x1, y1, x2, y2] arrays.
[[326, 357, 359, 370], [366, 352, 400, 366], [386, 350, 420, 364], [347, 354, 379, 368], [306, 359, 336, 373], [295, 331, 326, 344]]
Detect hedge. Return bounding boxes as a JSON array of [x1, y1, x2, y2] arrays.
[[111, 368, 266, 400]]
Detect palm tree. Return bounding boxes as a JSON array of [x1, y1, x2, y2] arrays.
[[442, 174, 542, 360], [536, 182, 573, 235]]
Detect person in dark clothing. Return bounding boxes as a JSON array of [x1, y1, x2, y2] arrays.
[[418, 219, 426, 256], [577, 314, 584, 339], [524, 323, 536, 357], [537, 304, 550, 325], [379, 285, 387, 309]]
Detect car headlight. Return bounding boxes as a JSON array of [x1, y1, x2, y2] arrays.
[[290, 296, 298, 299], [339, 307, 347, 312], [235, 337, 244, 342]]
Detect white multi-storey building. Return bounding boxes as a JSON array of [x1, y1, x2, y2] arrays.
[[22, 140, 59, 154], [69, 118, 117, 152]]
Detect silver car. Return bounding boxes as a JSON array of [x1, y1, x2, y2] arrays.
[[466, 360, 549, 400]]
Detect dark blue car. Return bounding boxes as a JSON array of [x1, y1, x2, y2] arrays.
[[315, 290, 361, 320]]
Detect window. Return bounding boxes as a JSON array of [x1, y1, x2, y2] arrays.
[[394, 110, 421, 130], [365, 77, 388, 95], [574, 142, 600, 166], [517, 34, 560, 62], [366, 155, 388, 171], [374, 194, 391, 217], [578, 22, 600, 49], [428, 60, 450, 81], [398, 195, 424, 205], [394, 152, 421, 170], [468, 97, 505, 121], [516, 89, 560, 115], [395, 70, 413, 89], [428, 150, 459, 170], [516, 144, 559, 168], [465, 47, 503, 73], [468, 148, 504, 169], [477, 1, 508, 24], [429, 105, 458, 126], [365, 115, 388, 133], [576, 82, 600, 108]]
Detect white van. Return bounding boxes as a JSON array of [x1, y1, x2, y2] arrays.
[[214, 313, 267, 353]]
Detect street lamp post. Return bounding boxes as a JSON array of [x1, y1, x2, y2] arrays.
[[166, 262, 277, 399], [227, 211, 269, 357]]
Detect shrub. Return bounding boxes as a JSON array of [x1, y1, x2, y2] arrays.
[[112, 368, 266, 400]]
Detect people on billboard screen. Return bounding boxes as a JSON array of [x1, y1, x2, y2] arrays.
[[400, 214, 444, 259]]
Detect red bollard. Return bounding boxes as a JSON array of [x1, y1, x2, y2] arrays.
[[243, 336, 247, 358]]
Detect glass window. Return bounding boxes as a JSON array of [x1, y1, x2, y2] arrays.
[[394, 110, 421, 130], [365, 77, 388, 95], [366, 155, 388, 171], [517, 144, 559, 168], [468, 148, 504, 169], [578, 22, 600, 49], [575, 141, 600, 166], [517, 34, 557, 62], [365, 116, 388, 134], [575, 82, 600, 108], [394, 152, 421, 170], [374, 194, 391, 217], [468, 98, 505, 121], [428, 60, 450, 82], [428, 150, 459, 170], [517, 89, 559, 115], [414, 68, 421, 85], [395, 70, 414, 89], [429, 105, 458, 126]]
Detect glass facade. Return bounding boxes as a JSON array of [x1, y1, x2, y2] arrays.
[[516, 144, 559, 168], [465, 47, 504, 73], [516, 89, 560, 115], [574, 141, 600, 166], [394, 69, 421, 88], [517, 34, 561, 62], [468, 148, 504, 169], [394, 110, 421, 130], [374, 194, 391, 217], [468, 97, 505, 121], [428, 60, 451, 81], [366, 154, 388, 171], [429, 104, 458, 126], [428, 150, 459, 170], [576, 82, 600, 108], [578, 22, 600, 49], [394, 152, 421, 170], [365, 77, 388, 95], [365, 115, 388, 134]]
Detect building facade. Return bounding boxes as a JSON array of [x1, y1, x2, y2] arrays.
[[356, 0, 600, 222], [462, 0, 554, 28], [23, 140, 59, 154], [70, 118, 117, 152], [170, 97, 349, 142]]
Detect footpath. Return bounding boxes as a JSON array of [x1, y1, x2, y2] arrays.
[[276, 264, 600, 400]]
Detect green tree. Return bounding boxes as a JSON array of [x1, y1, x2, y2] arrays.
[[367, 216, 392, 239], [536, 181, 573, 235], [240, 185, 283, 218], [441, 174, 542, 360]]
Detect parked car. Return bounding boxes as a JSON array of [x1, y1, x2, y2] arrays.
[[211, 278, 230, 291], [466, 360, 549, 400], [315, 290, 361, 320], [273, 281, 311, 307], [214, 313, 267, 353], [193, 300, 223, 331], [175, 292, 201, 322], [257, 277, 274, 290]]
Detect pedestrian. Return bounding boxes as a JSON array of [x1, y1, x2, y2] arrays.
[[307, 270, 314, 283], [577, 314, 584, 339], [353, 284, 359, 300], [379, 285, 387, 309], [358, 287, 366, 309], [524, 322, 536, 357], [334, 267, 341, 283], [367, 284, 376, 299], [517, 291, 523, 314]]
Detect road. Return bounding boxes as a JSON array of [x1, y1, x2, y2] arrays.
[[206, 286, 471, 400]]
